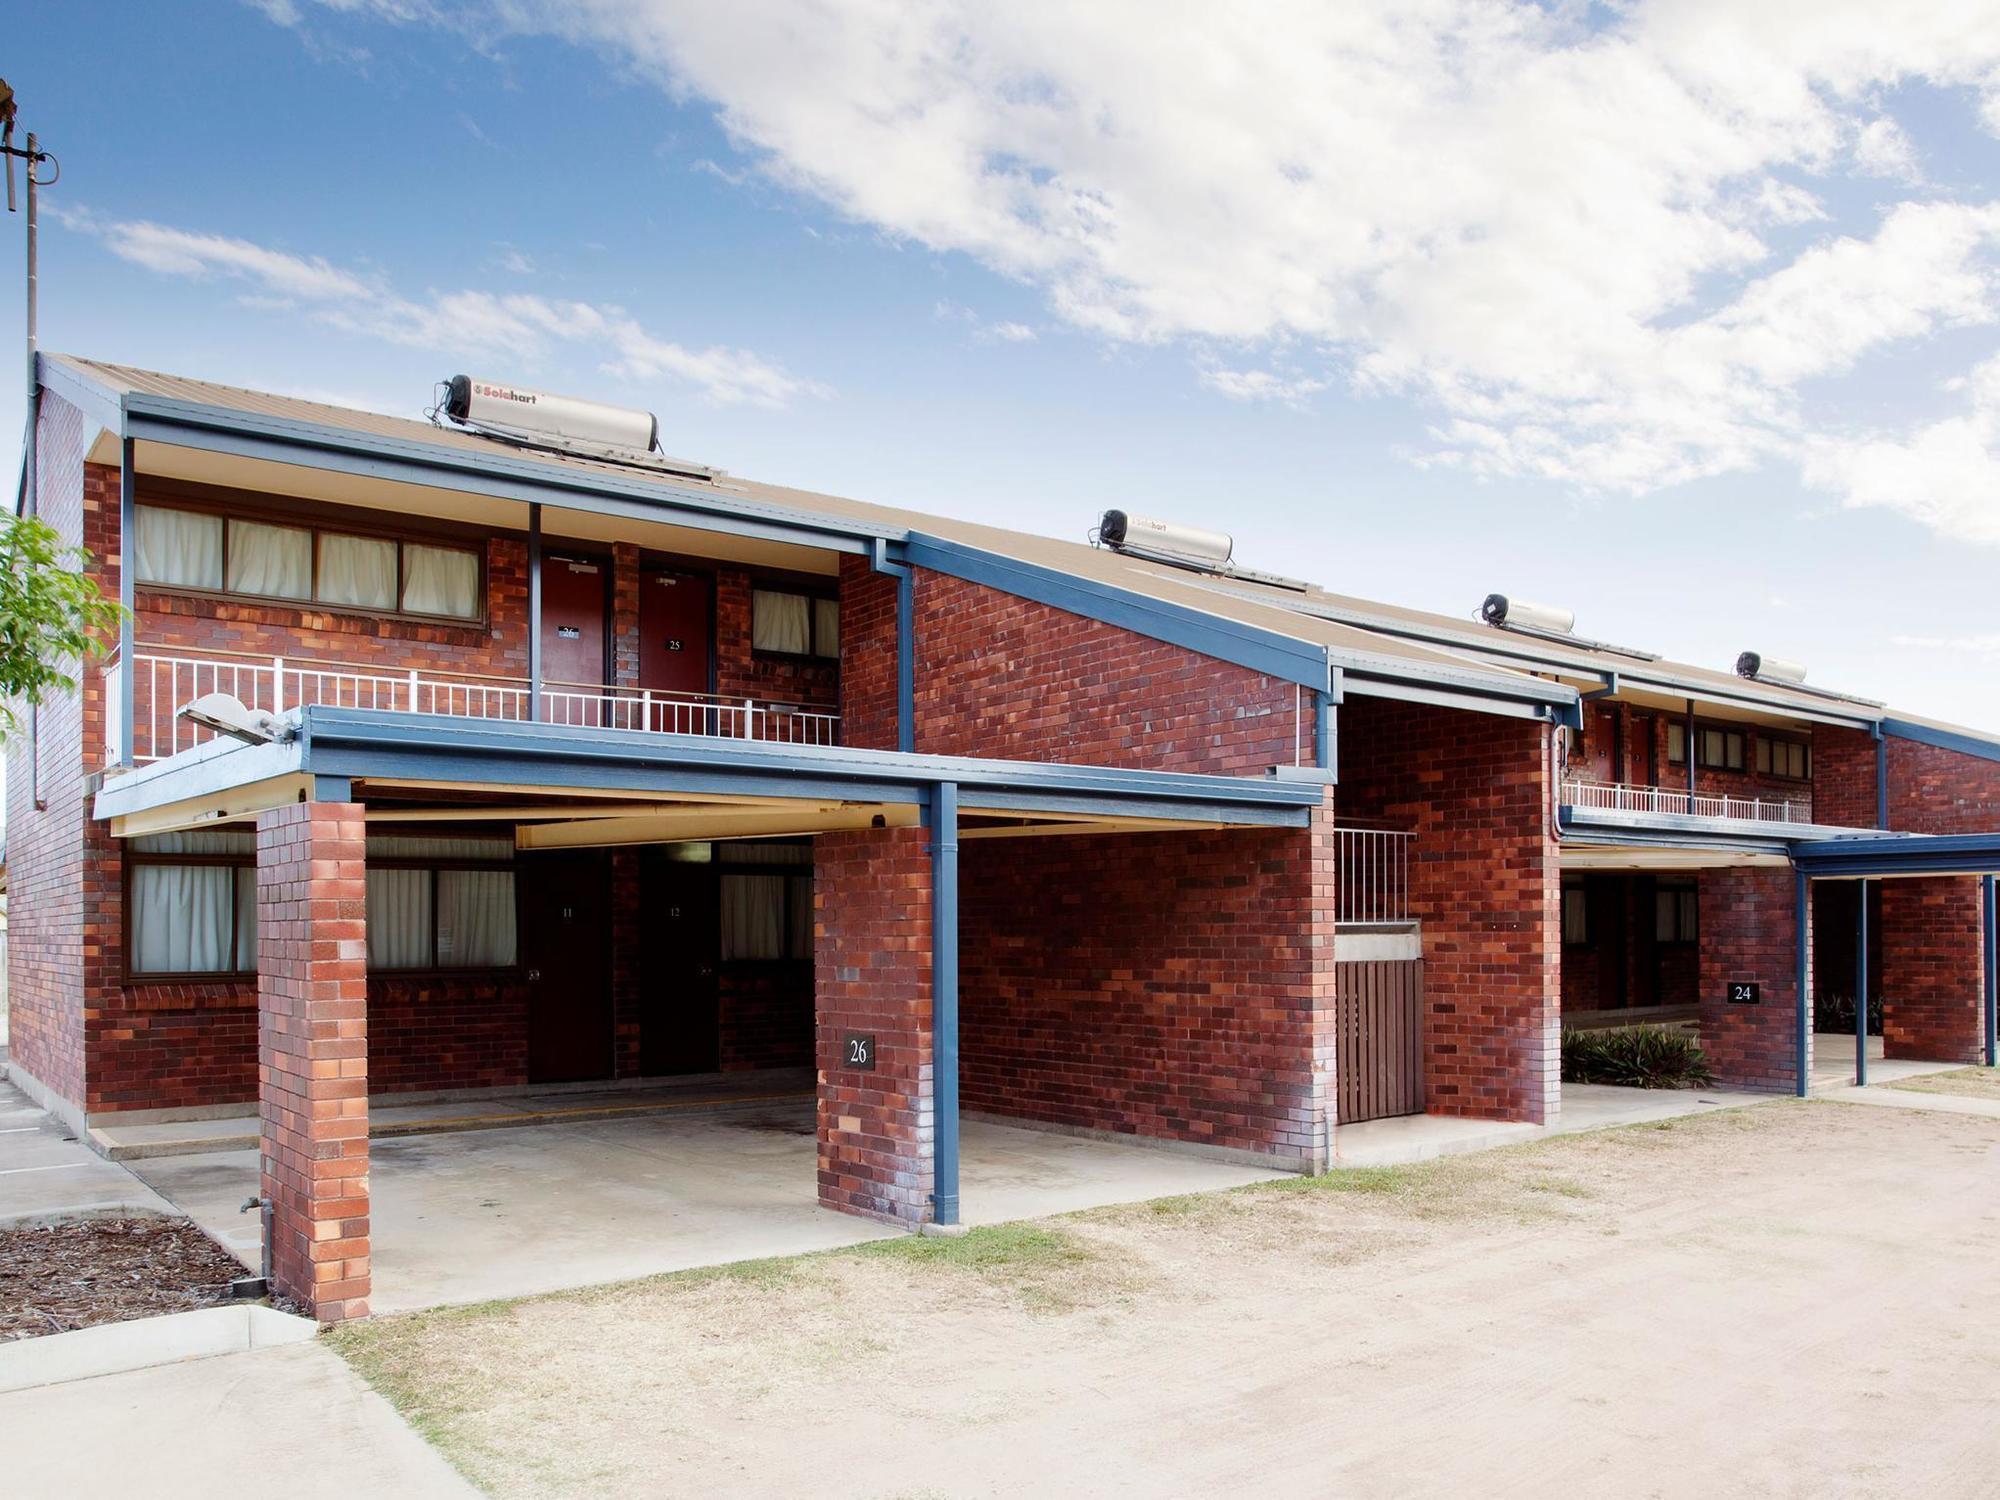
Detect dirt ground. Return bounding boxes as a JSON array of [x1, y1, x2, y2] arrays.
[[334, 1100, 2000, 1499], [0, 1216, 246, 1340]]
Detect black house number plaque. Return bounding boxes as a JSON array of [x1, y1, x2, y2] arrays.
[[843, 1032, 877, 1071], [1728, 981, 1761, 1005]]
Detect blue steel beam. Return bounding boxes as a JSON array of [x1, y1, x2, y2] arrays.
[[930, 782, 961, 1226], [1855, 880, 1869, 1087], [1795, 867, 1811, 1099], [1985, 875, 1997, 1068], [118, 436, 136, 768]]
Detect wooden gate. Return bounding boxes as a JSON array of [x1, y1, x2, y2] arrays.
[[1334, 959, 1424, 1123]]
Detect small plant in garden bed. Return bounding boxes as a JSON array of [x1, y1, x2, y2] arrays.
[[1813, 993, 1884, 1036], [1562, 1025, 1714, 1089]]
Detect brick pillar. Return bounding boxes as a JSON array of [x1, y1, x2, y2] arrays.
[[1880, 878, 1986, 1063], [256, 801, 370, 1323], [1698, 867, 1807, 1091], [815, 824, 934, 1223]]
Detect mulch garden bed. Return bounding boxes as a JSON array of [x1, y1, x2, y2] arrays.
[[0, 1216, 247, 1341]]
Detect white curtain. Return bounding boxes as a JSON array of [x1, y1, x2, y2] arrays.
[[752, 589, 810, 653], [234, 868, 260, 970], [134, 506, 223, 589], [718, 841, 811, 865], [130, 864, 234, 974], [437, 870, 517, 968], [813, 596, 840, 658], [721, 874, 786, 960], [318, 533, 398, 610], [402, 544, 480, 618], [226, 519, 312, 600], [131, 831, 255, 856], [366, 835, 512, 862], [367, 868, 434, 969]]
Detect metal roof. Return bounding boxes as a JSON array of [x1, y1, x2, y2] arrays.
[[36, 351, 1985, 736]]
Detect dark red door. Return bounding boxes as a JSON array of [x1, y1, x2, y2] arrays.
[[541, 555, 608, 688], [638, 569, 712, 696], [523, 853, 614, 1083], [640, 854, 720, 1076]]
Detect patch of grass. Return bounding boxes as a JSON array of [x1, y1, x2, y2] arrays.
[[852, 1223, 1107, 1314], [1272, 1163, 1422, 1197], [1886, 1067, 2000, 1102]]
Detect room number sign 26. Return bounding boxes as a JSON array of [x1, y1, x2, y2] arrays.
[[843, 1032, 877, 1071]]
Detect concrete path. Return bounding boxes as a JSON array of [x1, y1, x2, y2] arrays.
[[0, 1076, 173, 1227], [0, 1340, 480, 1498], [1818, 1081, 2000, 1119]]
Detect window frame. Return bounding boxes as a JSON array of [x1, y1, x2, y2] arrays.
[[749, 583, 841, 663], [1755, 733, 1812, 782], [1655, 883, 1700, 946], [365, 850, 523, 977], [717, 842, 815, 964], [122, 844, 258, 982], [1561, 884, 1591, 948], [1668, 719, 1747, 772], [132, 497, 488, 626]]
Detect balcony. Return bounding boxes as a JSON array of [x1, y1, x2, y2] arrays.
[[1334, 826, 1414, 926], [112, 650, 840, 764], [1561, 777, 1810, 827]]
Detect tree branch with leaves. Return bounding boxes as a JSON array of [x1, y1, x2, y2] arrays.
[[0, 512, 125, 740]]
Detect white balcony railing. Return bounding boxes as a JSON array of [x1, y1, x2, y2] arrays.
[[1562, 777, 1811, 826], [1335, 827, 1414, 926], [123, 650, 840, 763]]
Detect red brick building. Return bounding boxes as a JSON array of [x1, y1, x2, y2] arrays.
[[10, 355, 1998, 1320]]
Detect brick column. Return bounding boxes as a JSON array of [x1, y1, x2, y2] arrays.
[[257, 801, 370, 1323], [1698, 867, 1807, 1091], [1881, 878, 1986, 1063], [815, 825, 934, 1223]]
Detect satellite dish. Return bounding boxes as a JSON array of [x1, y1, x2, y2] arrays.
[[178, 692, 291, 746]]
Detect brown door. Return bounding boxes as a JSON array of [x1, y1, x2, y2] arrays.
[[523, 853, 614, 1083], [638, 569, 713, 697], [1333, 959, 1425, 1123], [1629, 713, 1659, 786], [640, 854, 721, 1076], [541, 554, 608, 688]]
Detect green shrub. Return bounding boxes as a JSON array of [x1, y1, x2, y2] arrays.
[[1561, 1025, 1714, 1089], [1813, 993, 1883, 1036]]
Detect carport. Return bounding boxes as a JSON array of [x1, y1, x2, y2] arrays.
[[1787, 834, 2000, 1093], [95, 707, 1327, 1319]]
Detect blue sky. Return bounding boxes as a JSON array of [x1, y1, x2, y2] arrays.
[[8, 2, 2000, 725]]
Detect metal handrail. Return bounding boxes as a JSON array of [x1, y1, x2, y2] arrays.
[[1561, 777, 1811, 825], [1334, 827, 1414, 925], [124, 649, 840, 761]]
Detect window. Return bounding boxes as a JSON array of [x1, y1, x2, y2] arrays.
[[1562, 885, 1590, 947], [1755, 736, 1810, 781], [133, 502, 482, 621], [365, 835, 517, 971], [718, 841, 813, 961], [751, 588, 839, 659], [126, 830, 257, 976], [1667, 721, 1685, 765], [1670, 721, 1746, 771], [1655, 885, 1699, 945]]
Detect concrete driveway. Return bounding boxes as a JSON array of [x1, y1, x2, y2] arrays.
[[0, 1076, 173, 1227], [134, 1101, 1286, 1313]]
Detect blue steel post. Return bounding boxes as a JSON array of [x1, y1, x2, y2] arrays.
[[1314, 689, 1332, 771], [1854, 880, 1868, 1087], [1794, 867, 1811, 1098], [118, 436, 136, 767], [526, 502, 543, 722], [1984, 874, 1997, 1068], [930, 781, 960, 1225], [1873, 724, 1888, 829], [896, 567, 915, 754]]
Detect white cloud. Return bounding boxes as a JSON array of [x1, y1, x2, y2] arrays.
[[1199, 367, 1328, 406], [932, 299, 1038, 345], [79, 214, 821, 409], [243, 1, 2000, 541], [986, 321, 1036, 344]]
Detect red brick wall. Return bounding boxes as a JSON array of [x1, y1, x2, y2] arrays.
[[958, 808, 1334, 1165], [1879, 879, 1985, 1063], [1340, 698, 1559, 1123], [909, 570, 1307, 773], [366, 976, 530, 1094], [1814, 726, 1879, 830], [814, 826, 933, 1223], [255, 801, 370, 1323], [4, 396, 97, 1108], [1698, 867, 1806, 1091], [718, 967, 815, 1072], [1886, 736, 2000, 834], [838, 554, 900, 752]]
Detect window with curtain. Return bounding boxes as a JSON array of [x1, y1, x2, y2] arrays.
[[1561, 885, 1590, 947], [225, 518, 312, 600], [1654, 885, 1699, 944], [1755, 736, 1810, 781], [132, 502, 483, 621], [134, 505, 224, 590], [752, 588, 838, 659], [364, 835, 516, 972], [318, 532, 399, 610], [718, 842, 813, 961], [402, 543, 481, 618], [126, 830, 257, 976]]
